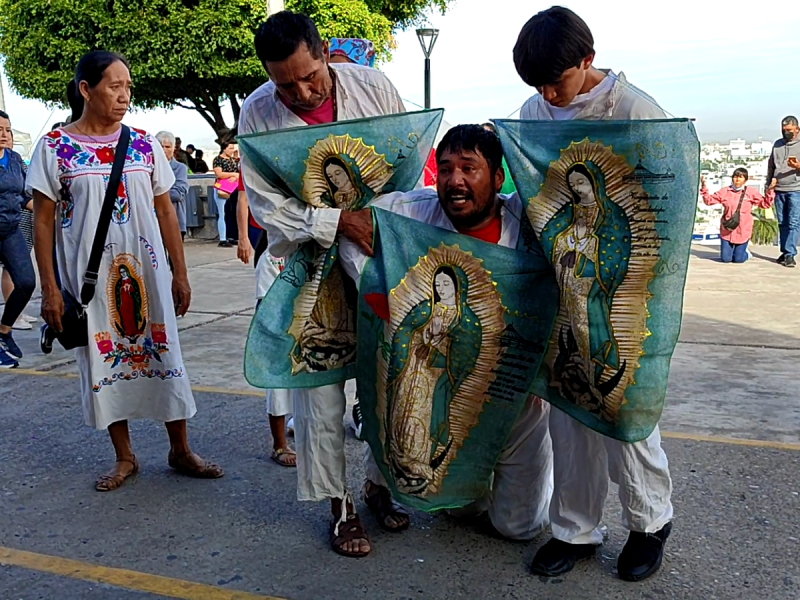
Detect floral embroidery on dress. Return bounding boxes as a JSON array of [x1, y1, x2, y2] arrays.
[[94, 323, 170, 371], [105, 173, 130, 224], [139, 236, 159, 269], [91, 366, 184, 393], [45, 128, 156, 173], [59, 180, 75, 229]]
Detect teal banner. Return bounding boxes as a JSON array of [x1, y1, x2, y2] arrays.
[[356, 209, 559, 511], [494, 119, 700, 442], [241, 110, 443, 388]]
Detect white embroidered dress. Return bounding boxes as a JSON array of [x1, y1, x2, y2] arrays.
[[26, 127, 196, 430]]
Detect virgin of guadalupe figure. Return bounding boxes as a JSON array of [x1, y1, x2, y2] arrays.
[[384, 265, 482, 496], [540, 161, 631, 405], [320, 155, 375, 211], [292, 261, 358, 373], [114, 264, 147, 342]]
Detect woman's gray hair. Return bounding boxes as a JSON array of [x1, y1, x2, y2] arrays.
[[155, 131, 175, 145]]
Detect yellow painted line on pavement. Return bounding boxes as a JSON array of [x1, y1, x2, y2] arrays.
[[190, 384, 262, 398], [0, 546, 282, 600], [8, 367, 79, 379], [661, 431, 800, 451], [5, 369, 800, 451]]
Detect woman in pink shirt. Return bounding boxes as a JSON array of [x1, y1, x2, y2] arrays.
[[701, 168, 774, 263]]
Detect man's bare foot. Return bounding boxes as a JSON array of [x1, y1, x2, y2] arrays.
[[95, 456, 139, 492], [168, 450, 224, 478], [364, 480, 410, 531], [331, 498, 371, 557]]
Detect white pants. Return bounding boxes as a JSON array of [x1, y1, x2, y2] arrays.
[[444, 396, 553, 540], [293, 381, 379, 501], [549, 407, 673, 545], [266, 389, 293, 417], [363, 394, 553, 541]]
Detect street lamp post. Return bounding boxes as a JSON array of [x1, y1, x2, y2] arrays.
[[416, 28, 440, 109]]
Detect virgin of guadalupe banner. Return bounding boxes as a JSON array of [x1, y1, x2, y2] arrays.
[[357, 209, 559, 511], [494, 119, 700, 442], [240, 110, 443, 388]]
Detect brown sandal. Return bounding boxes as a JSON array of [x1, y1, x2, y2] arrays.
[[364, 483, 410, 532], [95, 456, 139, 492], [270, 447, 297, 468], [331, 512, 371, 558], [168, 451, 224, 479]]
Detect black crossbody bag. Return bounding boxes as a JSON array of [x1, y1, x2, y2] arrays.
[[720, 188, 746, 231], [54, 125, 131, 350]]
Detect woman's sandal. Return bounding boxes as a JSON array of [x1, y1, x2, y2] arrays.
[[330, 512, 371, 558], [167, 451, 224, 479], [270, 447, 297, 468], [364, 484, 410, 532], [95, 456, 139, 492]]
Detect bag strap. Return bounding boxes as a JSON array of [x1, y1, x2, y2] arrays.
[[734, 188, 746, 213], [80, 124, 131, 306]]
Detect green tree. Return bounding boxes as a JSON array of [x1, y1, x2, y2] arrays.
[[0, 0, 448, 143]]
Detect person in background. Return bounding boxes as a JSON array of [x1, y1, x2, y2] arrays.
[[513, 6, 673, 583], [766, 116, 800, 267], [1, 127, 37, 332], [212, 141, 239, 247], [156, 131, 189, 240], [193, 149, 209, 174], [184, 144, 197, 173], [235, 176, 297, 461], [701, 169, 773, 264], [173, 137, 190, 168], [481, 122, 516, 194], [0, 109, 35, 367], [329, 37, 376, 67], [28, 50, 223, 490]]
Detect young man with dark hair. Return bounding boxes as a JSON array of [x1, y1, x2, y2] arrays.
[[339, 124, 554, 540], [514, 6, 664, 121], [513, 6, 673, 583], [240, 10, 407, 558], [767, 115, 800, 267]]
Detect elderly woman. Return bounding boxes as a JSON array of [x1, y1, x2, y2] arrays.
[[701, 168, 774, 264], [0, 109, 35, 367], [155, 131, 189, 240], [27, 50, 222, 490]]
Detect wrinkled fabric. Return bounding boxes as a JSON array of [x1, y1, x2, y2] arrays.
[[239, 63, 406, 259], [344, 190, 554, 532], [548, 407, 673, 544]]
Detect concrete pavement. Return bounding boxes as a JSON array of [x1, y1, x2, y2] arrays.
[[1, 240, 799, 600]]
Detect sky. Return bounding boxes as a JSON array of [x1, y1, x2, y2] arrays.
[[2, 0, 798, 152]]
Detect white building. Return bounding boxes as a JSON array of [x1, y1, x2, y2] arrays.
[[751, 141, 774, 156]]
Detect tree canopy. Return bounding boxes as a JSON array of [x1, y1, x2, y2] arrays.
[[0, 0, 448, 142]]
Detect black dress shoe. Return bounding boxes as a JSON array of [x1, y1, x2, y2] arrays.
[[785, 255, 797, 268], [617, 522, 672, 582], [531, 538, 597, 577], [777, 253, 787, 265]]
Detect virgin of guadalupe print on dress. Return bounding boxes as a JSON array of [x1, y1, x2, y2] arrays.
[[108, 255, 148, 343], [240, 110, 443, 389], [357, 210, 558, 511], [495, 119, 700, 442]]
